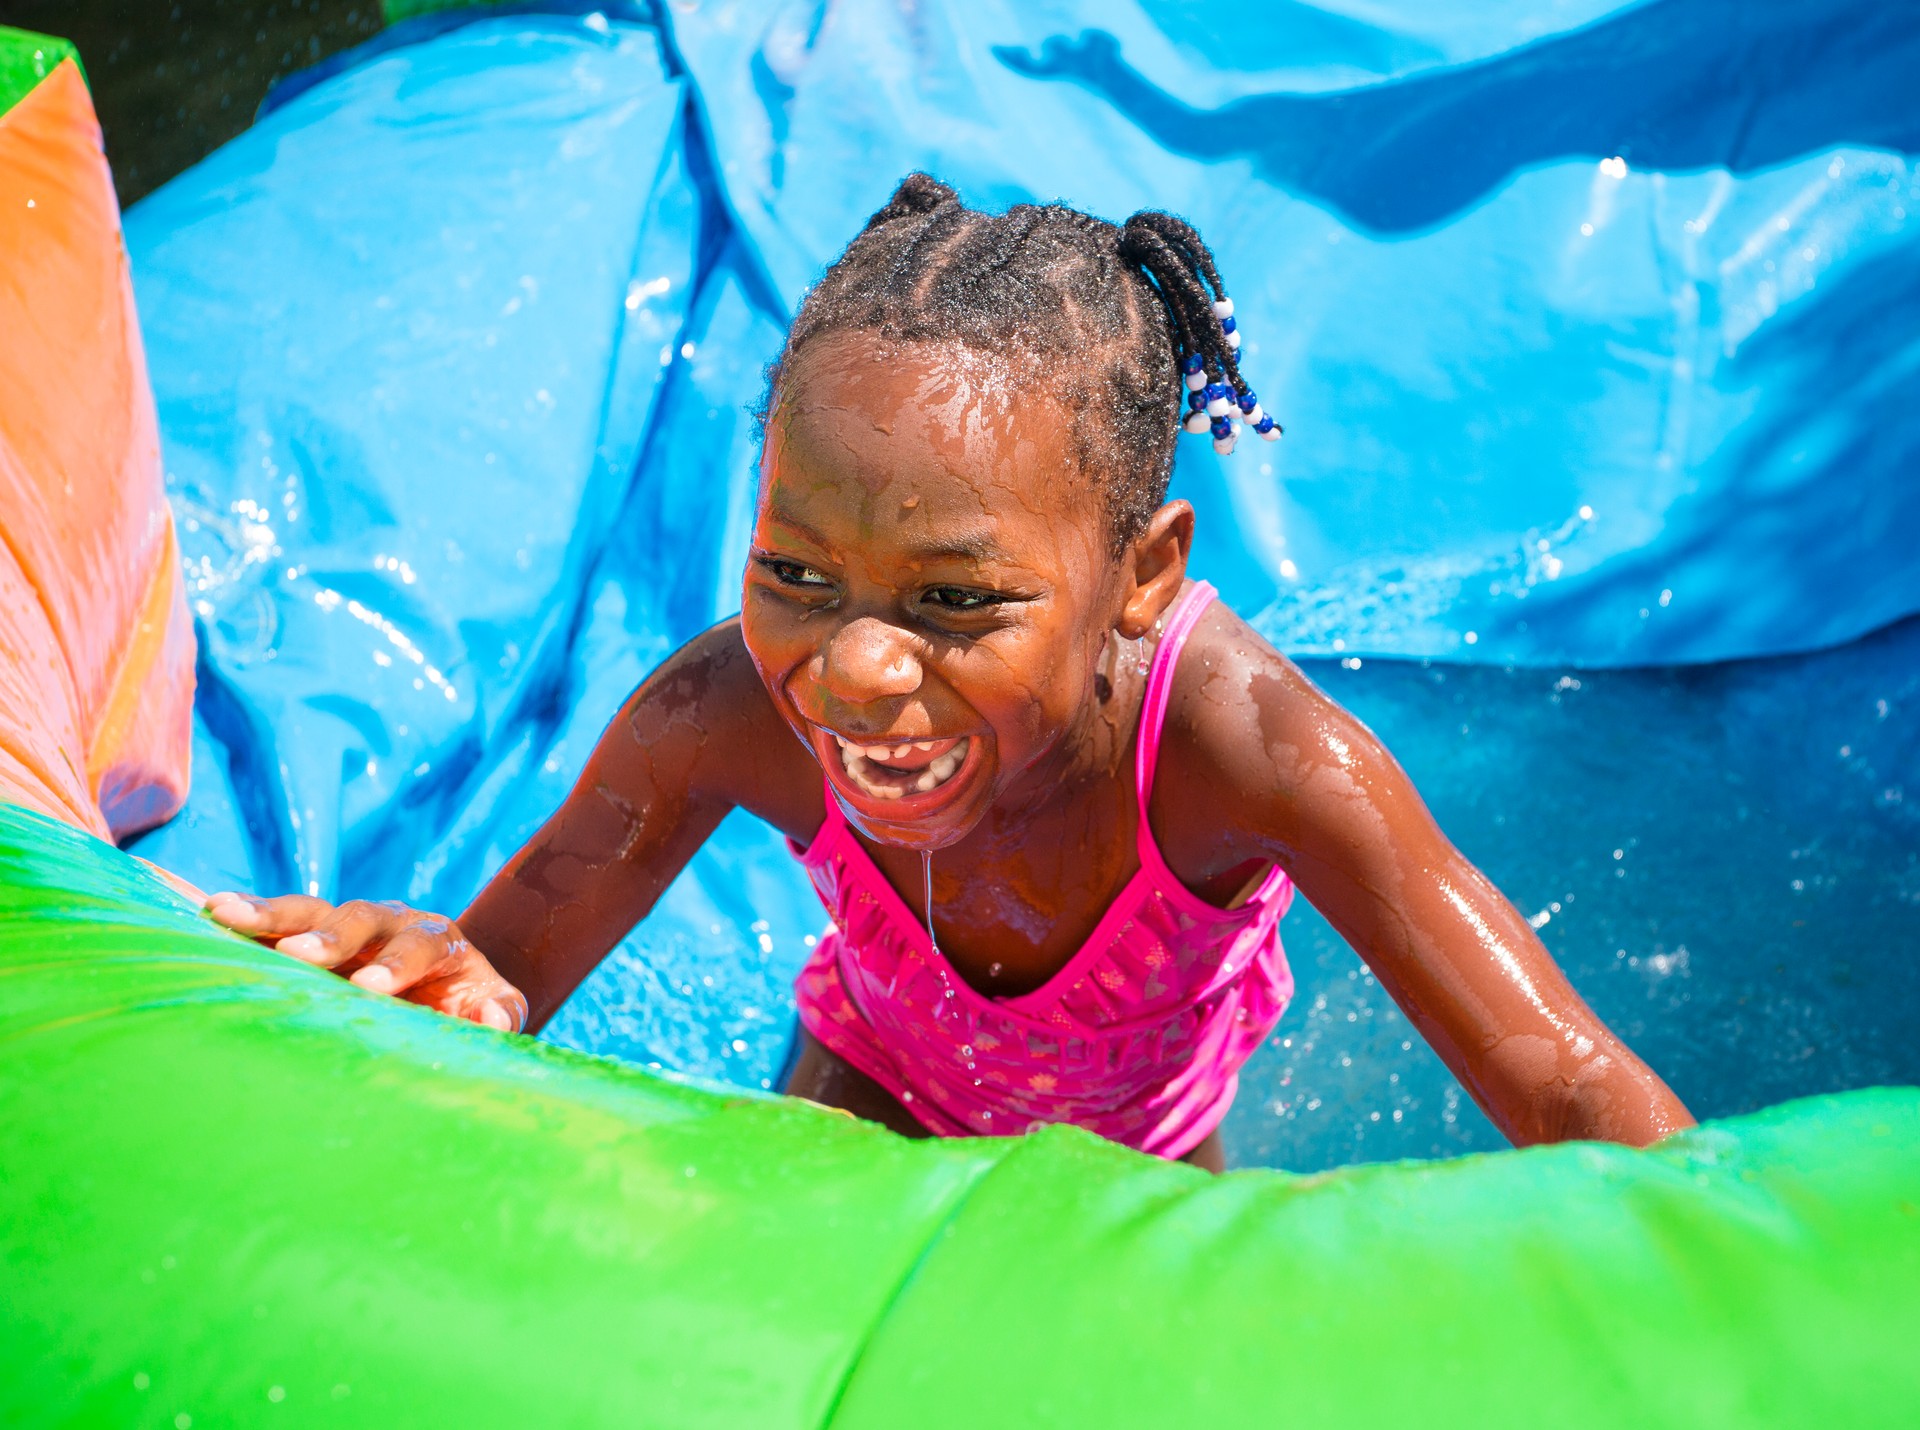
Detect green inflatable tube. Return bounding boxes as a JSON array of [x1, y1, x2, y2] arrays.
[[3, 802, 1917, 1427]]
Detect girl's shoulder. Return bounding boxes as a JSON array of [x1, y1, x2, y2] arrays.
[[1153, 594, 1396, 855], [1164, 595, 1331, 756]]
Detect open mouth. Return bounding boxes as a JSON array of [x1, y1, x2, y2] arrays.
[[829, 733, 971, 802]]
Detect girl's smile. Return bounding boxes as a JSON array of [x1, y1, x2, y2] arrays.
[[825, 731, 967, 796], [812, 726, 980, 809]]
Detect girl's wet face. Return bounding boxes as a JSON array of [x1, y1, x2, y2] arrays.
[[741, 335, 1126, 850]]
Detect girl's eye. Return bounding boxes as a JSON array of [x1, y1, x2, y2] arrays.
[[923, 586, 1002, 611], [762, 558, 833, 589]]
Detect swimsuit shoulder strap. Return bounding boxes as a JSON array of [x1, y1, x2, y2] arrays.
[[1134, 579, 1217, 822]]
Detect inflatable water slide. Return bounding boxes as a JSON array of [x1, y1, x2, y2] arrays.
[[2, 15, 1918, 1428]]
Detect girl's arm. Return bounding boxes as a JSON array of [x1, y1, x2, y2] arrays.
[[207, 620, 819, 1034], [460, 620, 817, 1029], [1173, 615, 1695, 1148]]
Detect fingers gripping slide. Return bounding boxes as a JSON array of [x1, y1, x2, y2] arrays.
[[202, 891, 528, 1032]]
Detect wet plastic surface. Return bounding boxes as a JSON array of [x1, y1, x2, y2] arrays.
[[0, 42, 194, 840], [114, 7, 1920, 1168], [5, 803, 1918, 1427], [128, 12, 824, 1100]]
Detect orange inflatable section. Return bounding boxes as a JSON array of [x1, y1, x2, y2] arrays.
[[0, 57, 194, 841]]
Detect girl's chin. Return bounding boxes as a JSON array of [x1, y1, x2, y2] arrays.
[[836, 795, 986, 851]]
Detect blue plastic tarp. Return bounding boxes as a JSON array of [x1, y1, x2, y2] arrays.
[[129, 16, 821, 1089]]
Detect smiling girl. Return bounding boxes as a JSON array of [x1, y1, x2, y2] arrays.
[[206, 175, 1692, 1170]]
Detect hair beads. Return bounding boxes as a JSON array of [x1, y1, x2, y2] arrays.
[[1114, 213, 1282, 457], [1194, 292, 1283, 456]]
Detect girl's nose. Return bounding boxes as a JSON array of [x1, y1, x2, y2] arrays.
[[815, 616, 922, 704]]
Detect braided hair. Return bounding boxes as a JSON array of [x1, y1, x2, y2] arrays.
[[765, 173, 1280, 550]]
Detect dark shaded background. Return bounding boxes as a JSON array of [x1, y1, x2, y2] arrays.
[[0, 0, 380, 203]]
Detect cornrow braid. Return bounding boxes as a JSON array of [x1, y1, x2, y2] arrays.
[[767, 173, 1282, 548]]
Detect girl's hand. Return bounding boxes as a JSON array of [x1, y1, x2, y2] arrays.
[[203, 892, 529, 1032]]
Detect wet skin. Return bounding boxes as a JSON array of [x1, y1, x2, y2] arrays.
[[206, 333, 1695, 1162]]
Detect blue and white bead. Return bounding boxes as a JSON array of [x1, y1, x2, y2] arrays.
[[1213, 295, 1243, 351], [1177, 301, 1278, 454]]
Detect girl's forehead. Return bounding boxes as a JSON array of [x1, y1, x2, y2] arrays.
[[764, 336, 1099, 540]]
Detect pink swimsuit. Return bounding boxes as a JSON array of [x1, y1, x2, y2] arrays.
[[790, 581, 1295, 1160]]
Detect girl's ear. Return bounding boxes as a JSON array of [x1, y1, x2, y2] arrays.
[[1116, 500, 1194, 638]]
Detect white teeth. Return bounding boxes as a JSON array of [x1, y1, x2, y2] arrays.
[[829, 733, 950, 762], [835, 735, 970, 802]]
